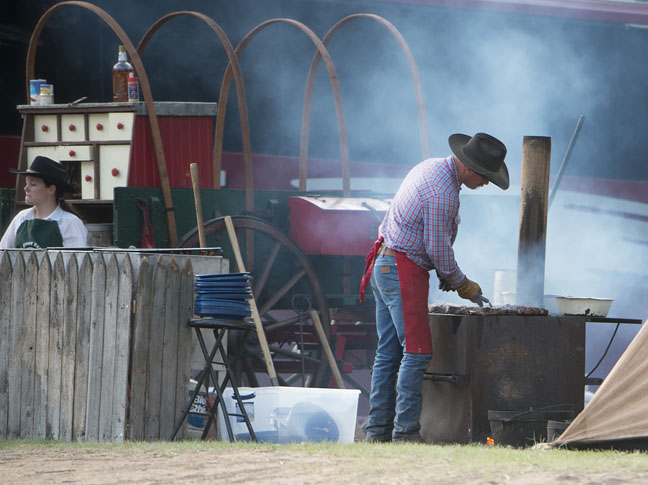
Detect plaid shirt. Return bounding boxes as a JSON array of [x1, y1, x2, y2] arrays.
[[379, 156, 466, 288]]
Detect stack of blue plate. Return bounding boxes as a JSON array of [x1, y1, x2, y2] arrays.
[[193, 273, 252, 320]]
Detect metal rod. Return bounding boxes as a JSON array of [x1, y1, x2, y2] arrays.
[[548, 115, 585, 209]]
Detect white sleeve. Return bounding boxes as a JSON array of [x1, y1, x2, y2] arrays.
[[61, 215, 88, 248], [0, 212, 25, 249]]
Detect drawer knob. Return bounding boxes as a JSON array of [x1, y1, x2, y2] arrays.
[[85, 175, 92, 182], [116, 122, 124, 130], [96, 123, 103, 130], [69, 124, 76, 131], [69, 150, 76, 157], [41, 125, 48, 132], [111, 168, 120, 177]]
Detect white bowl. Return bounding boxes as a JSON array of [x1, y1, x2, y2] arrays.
[[555, 296, 613, 317]]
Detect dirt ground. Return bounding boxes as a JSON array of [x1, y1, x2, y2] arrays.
[[3, 443, 648, 484]]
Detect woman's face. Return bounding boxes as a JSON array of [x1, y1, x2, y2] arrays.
[[24, 175, 56, 206]]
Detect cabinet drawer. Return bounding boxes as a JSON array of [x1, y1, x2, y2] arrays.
[[99, 145, 131, 200], [34, 115, 58, 142], [27, 145, 59, 164], [80, 161, 96, 200], [61, 114, 86, 141], [59, 145, 92, 161], [107, 112, 134, 140], [88, 113, 110, 141]]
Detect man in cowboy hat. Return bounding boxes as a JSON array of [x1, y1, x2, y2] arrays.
[[359, 132, 509, 443]]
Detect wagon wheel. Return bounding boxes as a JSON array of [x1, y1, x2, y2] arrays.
[[177, 215, 333, 388]]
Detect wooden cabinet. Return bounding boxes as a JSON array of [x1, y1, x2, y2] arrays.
[[18, 103, 136, 202], [16, 102, 218, 224]]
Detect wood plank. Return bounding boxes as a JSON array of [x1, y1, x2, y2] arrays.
[[517, 136, 551, 306], [99, 254, 119, 442], [224, 216, 278, 386], [0, 252, 12, 438], [85, 253, 106, 441], [20, 252, 39, 438], [159, 258, 180, 439], [46, 254, 65, 439], [110, 254, 132, 443], [128, 257, 152, 441], [7, 253, 25, 438], [60, 254, 78, 442], [174, 258, 194, 441], [73, 254, 93, 441], [145, 257, 167, 441], [33, 253, 51, 439], [311, 310, 345, 389]]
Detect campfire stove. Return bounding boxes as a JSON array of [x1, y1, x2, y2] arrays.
[[420, 313, 587, 444]]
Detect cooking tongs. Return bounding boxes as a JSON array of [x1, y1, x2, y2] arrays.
[[475, 295, 492, 308]]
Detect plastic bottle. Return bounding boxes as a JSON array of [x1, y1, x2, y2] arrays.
[[112, 45, 133, 102], [127, 71, 139, 102]]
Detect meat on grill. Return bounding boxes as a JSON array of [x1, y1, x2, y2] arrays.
[[428, 303, 548, 316]]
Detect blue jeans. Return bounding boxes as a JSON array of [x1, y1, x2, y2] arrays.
[[364, 254, 432, 442]]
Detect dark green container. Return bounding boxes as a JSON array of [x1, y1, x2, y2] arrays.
[[488, 409, 575, 447], [547, 419, 571, 442]]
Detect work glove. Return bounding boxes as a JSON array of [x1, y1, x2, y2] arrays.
[[456, 278, 483, 304], [436, 271, 452, 292]]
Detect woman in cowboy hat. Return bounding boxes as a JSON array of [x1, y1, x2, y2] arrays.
[[359, 132, 509, 444], [0, 156, 87, 249]]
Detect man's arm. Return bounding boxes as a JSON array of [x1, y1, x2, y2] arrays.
[[424, 194, 485, 305], [423, 193, 465, 287]]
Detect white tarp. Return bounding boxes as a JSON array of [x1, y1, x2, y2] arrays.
[[554, 319, 648, 447]]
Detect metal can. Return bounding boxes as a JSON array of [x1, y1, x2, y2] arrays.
[[127, 73, 139, 102], [39, 83, 54, 105], [30, 79, 46, 105]]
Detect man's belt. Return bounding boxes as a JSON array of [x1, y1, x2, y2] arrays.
[[377, 245, 398, 257]]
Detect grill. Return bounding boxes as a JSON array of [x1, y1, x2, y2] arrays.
[[420, 313, 642, 444], [421, 313, 586, 444]]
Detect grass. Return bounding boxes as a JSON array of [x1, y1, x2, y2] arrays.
[[2, 438, 647, 477]]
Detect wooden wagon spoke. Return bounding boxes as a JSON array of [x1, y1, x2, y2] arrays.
[[258, 270, 306, 317], [284, 373, 309, 386], [245, 230, 254, 273], [265, 315, 302, 332], [269, 345, 320, 364], [252, 240, 281, 299]]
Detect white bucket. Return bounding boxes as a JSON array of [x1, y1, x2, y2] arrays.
[[493, 269, 517, 306], [86, 223, 113, 247]]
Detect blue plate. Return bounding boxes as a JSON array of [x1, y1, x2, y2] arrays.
[[194, 281, 251, 288]]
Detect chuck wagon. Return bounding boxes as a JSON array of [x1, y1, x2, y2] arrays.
[[12, 3, 431, 391]]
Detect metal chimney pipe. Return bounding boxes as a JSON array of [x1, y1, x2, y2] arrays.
[[516, 136, 551, 307]]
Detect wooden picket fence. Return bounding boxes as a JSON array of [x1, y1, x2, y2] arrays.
[[0, 250, 217, 443]]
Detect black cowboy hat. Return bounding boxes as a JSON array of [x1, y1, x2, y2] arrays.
[[449, 132, 509, 190], [10, 156, 74, 193]]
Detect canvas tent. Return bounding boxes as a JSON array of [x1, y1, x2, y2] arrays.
[[553, 319, 648, 450]]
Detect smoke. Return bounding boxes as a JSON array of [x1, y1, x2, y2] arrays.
[[20, 0, 648, 380]]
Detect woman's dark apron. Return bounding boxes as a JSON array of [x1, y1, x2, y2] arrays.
[[14, 219, 63, 248]]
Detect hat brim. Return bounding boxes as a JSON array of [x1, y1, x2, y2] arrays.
[[10, 168, 74, 193], [449, 134, 510, 190]]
